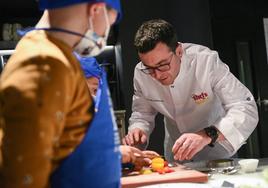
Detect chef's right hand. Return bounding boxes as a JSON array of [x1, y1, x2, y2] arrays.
[[122, 128, 147, 146], [120, 145, 144, 164]]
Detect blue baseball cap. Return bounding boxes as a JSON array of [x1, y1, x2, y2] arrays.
[[39, 0, 122, 23]]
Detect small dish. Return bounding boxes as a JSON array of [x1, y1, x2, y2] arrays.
[[238, 159, 259, 173]]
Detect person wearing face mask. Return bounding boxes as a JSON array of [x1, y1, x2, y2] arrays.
[[77, 54, 161, 164], [77, 56, 101, 98], [122, 19, 258, 163], [0, 0, 123, 188]]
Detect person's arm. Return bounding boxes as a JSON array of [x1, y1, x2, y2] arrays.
[[0, 128, 3, 179], [172, 51, 258, 161], [210, 52, 258, 155], [0, 57, 72, 188], [120, 145, 160, 170], [124, 67, 158, 148]]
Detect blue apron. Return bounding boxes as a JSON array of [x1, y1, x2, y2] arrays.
[[50, 68, 121, 188]]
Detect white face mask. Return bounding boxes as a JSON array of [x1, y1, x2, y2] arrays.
[[74, 6, 110, 57]]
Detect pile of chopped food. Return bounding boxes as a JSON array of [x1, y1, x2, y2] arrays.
[[139, 157, 175, 175]]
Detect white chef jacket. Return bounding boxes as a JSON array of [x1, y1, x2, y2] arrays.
[[128, 43, 258, 162]]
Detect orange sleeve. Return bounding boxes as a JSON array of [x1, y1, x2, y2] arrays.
[[0, 57, 72, 188]]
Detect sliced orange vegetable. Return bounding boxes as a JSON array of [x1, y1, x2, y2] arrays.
[[151, 162, 164, 171], [151, 157, 164, 164]]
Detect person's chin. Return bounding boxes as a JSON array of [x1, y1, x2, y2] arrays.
[[159, 78, 172, 85]]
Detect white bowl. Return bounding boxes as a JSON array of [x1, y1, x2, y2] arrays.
[[238, 159, 259, 173]]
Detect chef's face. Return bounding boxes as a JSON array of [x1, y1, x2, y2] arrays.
[[88, 4, 118, 38], [139, 42, 182, 85], [86, 77, 99, 96]]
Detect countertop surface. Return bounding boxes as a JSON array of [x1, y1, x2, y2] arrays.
[[207, 164, 268, 187], [139, 158, 268, 188]]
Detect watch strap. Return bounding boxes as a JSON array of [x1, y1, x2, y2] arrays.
[[204, 126, 218, 147]]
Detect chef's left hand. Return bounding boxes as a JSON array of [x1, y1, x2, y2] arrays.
[[172, 131, 211, 161]]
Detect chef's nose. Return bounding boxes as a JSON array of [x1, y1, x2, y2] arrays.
[[153, 69, 163, 80]]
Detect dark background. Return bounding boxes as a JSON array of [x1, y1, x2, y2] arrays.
[[119, 0, 268, 158], [1, 0, 268, 158]]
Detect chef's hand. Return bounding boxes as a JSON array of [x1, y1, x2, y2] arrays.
[[120, 145, 154, 171], [122, 128, 147, 146], [172, 130, 211, 161], [134, 150, 161, 170], [120, 145, 144, 164], [142, 150, 160, 159]]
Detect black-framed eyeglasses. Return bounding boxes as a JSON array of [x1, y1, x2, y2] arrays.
[[140, 53, 174, 74]]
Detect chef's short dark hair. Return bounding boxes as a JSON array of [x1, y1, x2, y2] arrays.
[[134, 19, 178, 54]]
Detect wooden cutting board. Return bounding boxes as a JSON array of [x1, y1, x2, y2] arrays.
[[121, 164, 208, 188]]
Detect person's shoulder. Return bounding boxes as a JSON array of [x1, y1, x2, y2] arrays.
[[182, 43, 218, 57], [14, 30, 75, 68], [134, 61, 154, 77], [135, 61, 143, 68], [181, 43, 220, 70], [133, 61, 154, 84]]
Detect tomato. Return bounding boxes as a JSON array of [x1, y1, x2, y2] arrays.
[[163, 166, 175, 173], [156, 169, 165, 174], [164, 161, 168, 167], [169, 168, 175, 172]]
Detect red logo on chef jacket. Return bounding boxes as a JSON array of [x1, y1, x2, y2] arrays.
[[192, 92, 208, 104]]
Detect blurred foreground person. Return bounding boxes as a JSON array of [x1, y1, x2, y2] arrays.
[[0, 0, 122, 187], [78, 55, 160, 169]]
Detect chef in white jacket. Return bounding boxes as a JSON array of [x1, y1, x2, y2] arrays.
[[122, 19, 258, 162]]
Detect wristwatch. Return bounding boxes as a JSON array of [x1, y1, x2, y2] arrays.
[[204, 126, 219, 147]]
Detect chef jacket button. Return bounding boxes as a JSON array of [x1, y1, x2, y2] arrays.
[[246, 97, 251, 101], [171, 85, 174, 88]]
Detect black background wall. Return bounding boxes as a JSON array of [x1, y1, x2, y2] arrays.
[[208, 0, 268, 158]]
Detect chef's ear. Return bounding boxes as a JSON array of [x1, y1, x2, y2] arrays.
[[175, 43, 183, 58], [88, 3, 106, 18]]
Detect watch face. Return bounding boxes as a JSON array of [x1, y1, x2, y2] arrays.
[[210, 127, 217, 136], [205, 126, 218, 146]]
